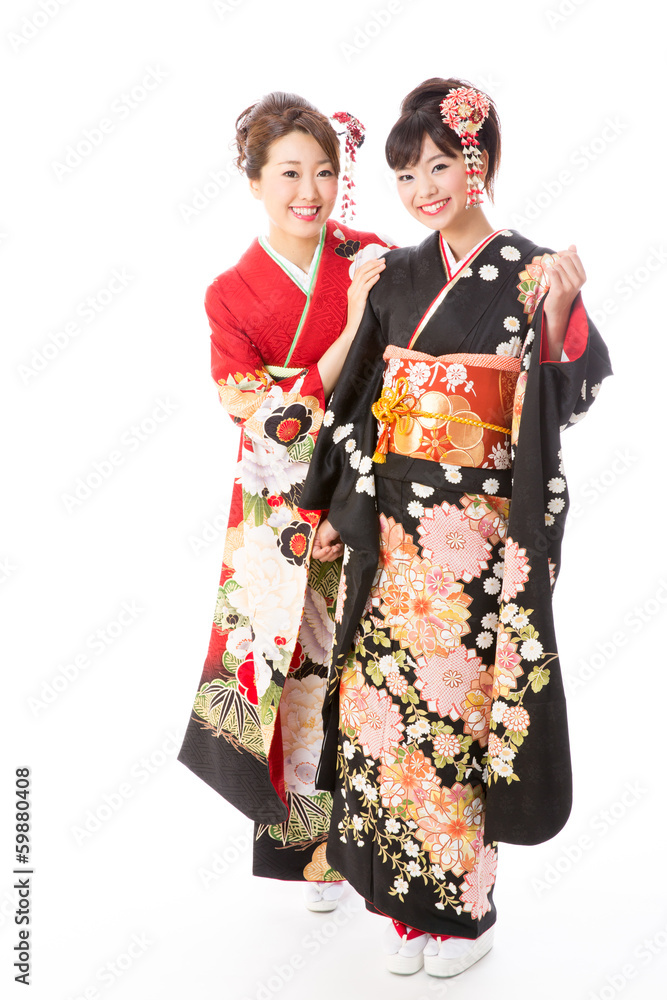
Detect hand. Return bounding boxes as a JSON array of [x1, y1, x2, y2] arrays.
[[544, 244, 586, 318], [543, 244, 586, 360], [312, 518, 344, 562], [345, 257, 386, 334]]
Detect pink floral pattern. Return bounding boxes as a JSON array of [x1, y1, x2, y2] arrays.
[[408, 783, 485, 876], [500, 537, 531, 600], [415, 646, 485, 721], [355, 685, 405, 762], [417, 503, 493, 581], [460, 842, 498, 919]]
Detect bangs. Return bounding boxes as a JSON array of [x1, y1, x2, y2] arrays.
[[385, 111, 461, 170]]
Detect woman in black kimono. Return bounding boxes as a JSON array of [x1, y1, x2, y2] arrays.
[[300, 78, 612, 977]]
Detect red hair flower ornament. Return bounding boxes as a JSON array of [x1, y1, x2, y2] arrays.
[[439, 87, 490, 208]]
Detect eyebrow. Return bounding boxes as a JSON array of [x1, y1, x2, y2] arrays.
[[395, 152, 452, 171], [277, 159, 333, 165]]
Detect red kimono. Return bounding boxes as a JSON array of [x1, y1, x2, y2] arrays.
[[178, 218, 395, 881]]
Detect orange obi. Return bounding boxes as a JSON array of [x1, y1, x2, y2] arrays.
[[372, 346, 520, 467]]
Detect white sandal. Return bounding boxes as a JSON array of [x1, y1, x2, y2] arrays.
[[303, 880, 346, 912], [382, 919, 429, 975], [423, 925, 495, 977]]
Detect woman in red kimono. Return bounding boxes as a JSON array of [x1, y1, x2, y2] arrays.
[[177, 92, 394, 909], [301, 78, 612, 974]]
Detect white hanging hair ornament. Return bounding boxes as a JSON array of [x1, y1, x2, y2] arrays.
[[331, 111, 365, 224], [439, 86, 491, 209]]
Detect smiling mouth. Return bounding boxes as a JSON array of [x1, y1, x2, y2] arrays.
[[290, 206, 320, 219], [419, 198, 450, 215]]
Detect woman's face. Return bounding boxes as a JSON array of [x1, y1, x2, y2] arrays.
[[249, 131, 338, 241], [394, 132, 487, 232]]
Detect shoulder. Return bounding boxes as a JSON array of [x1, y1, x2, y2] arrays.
[[504, 229, 555, 261], [205, 238, 263, 315], [325, 218, 396, 257], [381, 230, 436, 275]]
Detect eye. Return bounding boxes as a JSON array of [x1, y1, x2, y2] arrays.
[[397, 173, 414, 183], [283, 170, 299, 178], [317, 169, 334, 177], [433, 162, 449, 173]]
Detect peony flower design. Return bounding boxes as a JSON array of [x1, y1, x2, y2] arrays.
[[284, 747, 320, 796], [300, 586, 335, 665], [227, 524, 303, 690], [241, 436, 308, 496], [281, 674, 327, 758]]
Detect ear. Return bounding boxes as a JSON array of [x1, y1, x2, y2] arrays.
[[249, 176, 262, 201], [479, 148, 490, 183]]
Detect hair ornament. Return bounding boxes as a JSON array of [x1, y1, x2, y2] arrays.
[[439, 86, 490, 208], [332, 111, 366, 223]]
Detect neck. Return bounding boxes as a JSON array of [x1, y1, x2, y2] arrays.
[[266, 222, 324, 272], [439, 209, 494, 262]]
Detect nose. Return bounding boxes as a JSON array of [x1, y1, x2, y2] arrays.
[[416, 173, 438, 199], [297, 172, 319, 202]]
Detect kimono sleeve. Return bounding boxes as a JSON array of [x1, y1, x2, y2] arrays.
[[535, 292, 613, 428], [299, 294, 386, 546], [206, 281, 325, 426], [484, 295, 611, 846]]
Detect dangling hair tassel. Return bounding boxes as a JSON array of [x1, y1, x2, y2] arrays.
[[439, 87, 491, 209], [331, 111, 365, 224]]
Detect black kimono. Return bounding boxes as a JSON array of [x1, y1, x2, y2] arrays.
[[299, 228, 612, 937]]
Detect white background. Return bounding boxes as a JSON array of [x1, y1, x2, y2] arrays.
[[2, 1, 664, 999]]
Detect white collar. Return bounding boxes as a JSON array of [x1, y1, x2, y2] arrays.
[[259, 231, 323, 293]]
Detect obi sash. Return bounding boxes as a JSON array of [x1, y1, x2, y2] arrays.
[[372, 346, 520, 467]]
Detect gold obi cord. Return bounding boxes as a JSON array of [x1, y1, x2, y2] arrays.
[[371, 377, 511, 464]]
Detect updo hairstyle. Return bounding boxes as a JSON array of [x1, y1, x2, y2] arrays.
[[385, 77, 501, 199], [234, 92, 341, 179]]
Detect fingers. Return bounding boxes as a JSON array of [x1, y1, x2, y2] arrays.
[[312, 542, 344, 562], [350, 258, 386, 287], [553, 245, 586, 283], [355, 256, 387, 275], [546, 246, 586, 297]]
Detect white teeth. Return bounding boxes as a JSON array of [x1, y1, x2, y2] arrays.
[[420, 199, 449, 214], [292, 206, 319, 216]]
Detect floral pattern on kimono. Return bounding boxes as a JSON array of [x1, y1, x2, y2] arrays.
[[178, 219, 395, 881], [299, 228, 612, 926]]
